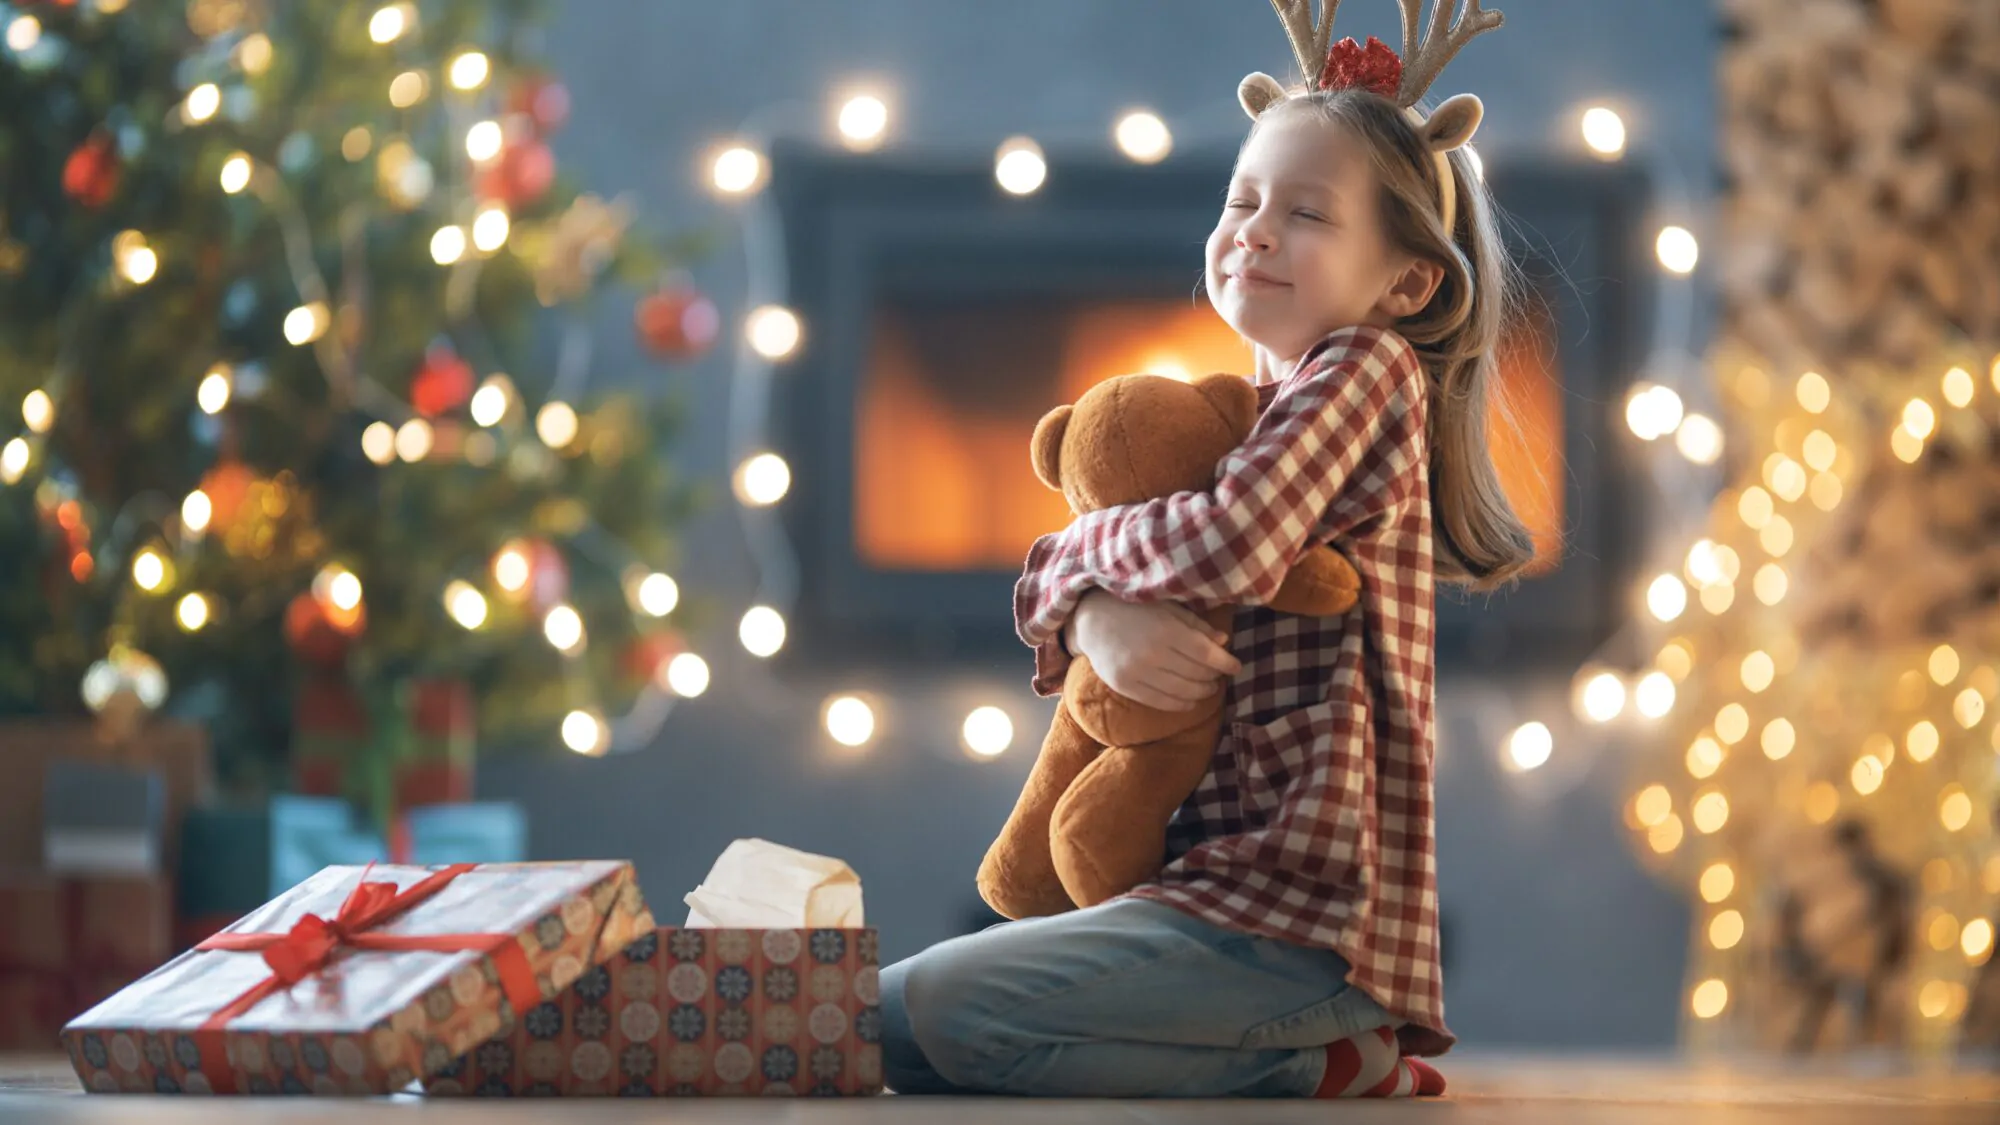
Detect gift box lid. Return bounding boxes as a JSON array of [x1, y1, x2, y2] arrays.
[[62, 861, 654, 1095]]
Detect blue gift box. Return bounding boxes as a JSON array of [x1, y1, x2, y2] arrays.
[[176, 796, 527, 922]]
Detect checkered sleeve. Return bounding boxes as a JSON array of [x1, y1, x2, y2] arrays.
[[1016, 327, 1425, 638]]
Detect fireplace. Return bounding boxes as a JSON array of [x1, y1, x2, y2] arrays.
[[765, 142, 1653, 675]]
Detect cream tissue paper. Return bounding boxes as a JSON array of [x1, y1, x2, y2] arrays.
[[682, 838, 865, 928]]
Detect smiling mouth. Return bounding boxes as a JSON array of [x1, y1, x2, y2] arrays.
[[1230, 272, 1291, 288]]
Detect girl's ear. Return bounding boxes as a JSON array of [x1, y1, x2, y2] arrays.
[[1377, 258, 1446, 320]]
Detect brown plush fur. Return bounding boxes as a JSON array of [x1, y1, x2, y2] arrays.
[[976, 372, 1362, 920]]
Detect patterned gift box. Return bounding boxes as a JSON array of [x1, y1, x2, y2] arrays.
[[61, 861, 654, 1095], [424, 927, 882, 1097]]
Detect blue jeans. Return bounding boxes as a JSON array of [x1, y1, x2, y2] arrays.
[[879, 897, 1393, 1097]]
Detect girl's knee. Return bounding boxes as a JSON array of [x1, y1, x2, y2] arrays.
[[894, 949, 1016, 1090]]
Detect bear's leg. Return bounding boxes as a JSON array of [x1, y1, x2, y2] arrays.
[[978, 703, 1103, 920], [1048, 716, 1223, 908]]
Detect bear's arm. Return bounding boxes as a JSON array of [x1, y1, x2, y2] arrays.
[[1015, 326, 1424, 620]]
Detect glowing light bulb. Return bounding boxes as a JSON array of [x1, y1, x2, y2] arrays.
[[1761, 718, 1796, 760], [562, 710, 607, 755], [21, 389, 53, 434], [1, 438, 30, 484], [284, 303, 328, 346], [1504, 722, 1552, 772], [444, 580, 488, 629], [836, 94, 890, 150], [963, 706, 1014, 758], [470, 377, 510, 426], [1903, 398, 1937, 440], [536, 402, 579, 449], [745, 305, 803, 360], [1114, 110, 1172, 163], [395, 418, 433, 462], [1625, 384, 1683, 440], [430, 225, 466, 265], [543, 604, 585, 652], [181, 490, 212, 533], [492, 545, 530, 592], [448, 50, 490, 91], [636, 573, 678, 616], [709, 145, 765, 195], [734, 453, 791, 506], [360, 421, 396, 464], [1699, 862, 1734, 903], [1635, 672, 1675, 718], [739, 605, 786, 658], [663, 652, 709, 697], [1942, 366, 1974, 408], [825, 695, 876, 747], [1796, 371, 1831, 413], [995, 137, 1047, 195], [1576, 671, 1626, 723], [471, 206, 509, 252], [1656, 226, 1698, 274], [1647, 574, 1687, 622], [185, 83, 221, 124], [1581, 106, 1626, 158], [1675, 413, 1723, 463], [389, 70, 428, 107], [6, 15, 42, 53], [369, 5, 410, 44], [1691, 791, 1729, 834], [176, 593, 210, 631], [220, 154, 253, 194], [132, 549, 167, 592], [1690, 979, 1728, 1019], [1710, 910, 1744, 950]]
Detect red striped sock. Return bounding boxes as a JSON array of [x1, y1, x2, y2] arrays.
[[1313, 1027, 1447, 1098]]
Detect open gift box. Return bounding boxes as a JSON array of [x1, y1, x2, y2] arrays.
[[426, 840, 882, 1097]]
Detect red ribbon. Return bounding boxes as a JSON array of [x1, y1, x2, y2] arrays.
[[192, 864, 541, 1093]]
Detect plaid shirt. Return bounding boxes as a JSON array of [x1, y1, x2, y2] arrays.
[[1012, 325, 1450, 1056]]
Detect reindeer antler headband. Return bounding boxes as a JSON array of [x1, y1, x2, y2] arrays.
[[1239, 1, 1504, 235]]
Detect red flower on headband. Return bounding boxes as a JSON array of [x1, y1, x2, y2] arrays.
[[1317, 35, 1403, 98]]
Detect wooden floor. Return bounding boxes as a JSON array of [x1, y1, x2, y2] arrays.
[[3, 1052, 1997, 1122]]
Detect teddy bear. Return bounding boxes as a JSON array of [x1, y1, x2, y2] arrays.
[[976, 372, 1362, 920]]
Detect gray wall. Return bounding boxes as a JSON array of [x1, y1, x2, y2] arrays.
[[481, 0, 1719, 1049]]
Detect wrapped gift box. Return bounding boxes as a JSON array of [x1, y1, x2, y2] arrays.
[[294, 677, 472, 811], [424, 926, 882, 1097], [0, 718, 211, 873], [62, 861, 653, 1095], [0, 873, 173, 1050]]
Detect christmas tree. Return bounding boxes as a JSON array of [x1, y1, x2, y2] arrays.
[[0, 0, 715, 793]]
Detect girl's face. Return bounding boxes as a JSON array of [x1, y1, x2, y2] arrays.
[[1205, 111, 1432, 366]]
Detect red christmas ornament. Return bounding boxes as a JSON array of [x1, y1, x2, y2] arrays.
[[621, 631, 683, 684], [410, 346, 474, 417], [476, 140, 555, 209], [634, 286, 720, 360], [506, 76, 571, 135], [62, 132, 121, 210], [285, 590, 365, 667], [198, 460, 256, 535], [1318, 35, 1404, 99]]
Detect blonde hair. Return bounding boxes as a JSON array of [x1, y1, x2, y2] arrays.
[[1253, 87, 1537, 589]]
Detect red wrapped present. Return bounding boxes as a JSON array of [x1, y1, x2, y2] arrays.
[[293, 677, 473, 812], [0, 873, 172, 1050], [424, 926, 882, 1097], [62, 861, 654, 1095]]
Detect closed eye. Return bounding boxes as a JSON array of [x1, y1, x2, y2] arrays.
[[1294, 209, 1329, 223]]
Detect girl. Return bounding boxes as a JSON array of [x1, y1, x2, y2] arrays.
[[881, 1, 1533, 1099]]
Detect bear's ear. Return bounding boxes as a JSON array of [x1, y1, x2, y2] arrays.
[[1192, 373, 1260, 439], [1030, 405, 1072, 491]]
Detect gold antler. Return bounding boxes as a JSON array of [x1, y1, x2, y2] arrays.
[[1395, 0, 1504, 108], [1268, 0, 1340, 83]]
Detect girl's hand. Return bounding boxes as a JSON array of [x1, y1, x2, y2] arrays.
[[1066, 590, 1241, 711]]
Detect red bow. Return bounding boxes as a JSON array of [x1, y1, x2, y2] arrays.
[[255, 874, 400, 985], [193, 863, 542, 1092], [1318, 35, 1404, 98]]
